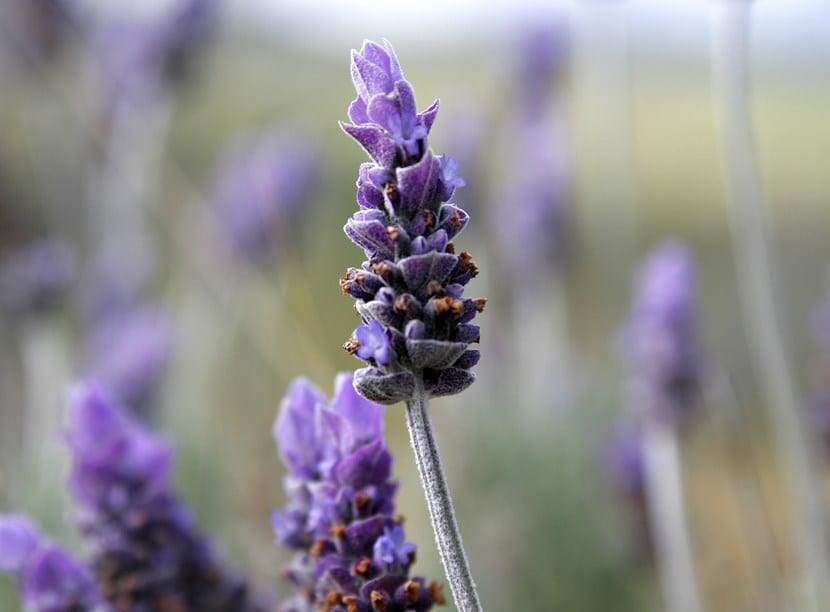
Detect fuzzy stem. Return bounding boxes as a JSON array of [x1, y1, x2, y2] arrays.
[[712, 4, 830, 608], [642, 416, 703, 612], [405, 388, 482, 611]]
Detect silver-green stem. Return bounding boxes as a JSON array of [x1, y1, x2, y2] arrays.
[[712, 3, 830, 608], [405, 387, 482, 611]]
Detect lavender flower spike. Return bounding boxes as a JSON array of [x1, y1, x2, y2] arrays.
[[621, 240, 703, 423], [341, 40, 482, 611], [273, 373, 445, 611], [66, 382, 262, 611], [0, 515, 106, 611]]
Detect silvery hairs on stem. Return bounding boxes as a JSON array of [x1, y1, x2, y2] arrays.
[[339, 39, 484, 404]]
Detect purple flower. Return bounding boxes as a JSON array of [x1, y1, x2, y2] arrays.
[[0, 238, 74, 316], [355, 320, 393, 365], [0, 515, 105, 611], [66, 382, 262, 610], [340, 40, 484, 404], [621, 241, 703, 420], [373, 525, 416, 570], [83, 307, 173, 419], [91, 0, 218, 103], [273, 373, 443, 611], [213, 130, 319, 265]]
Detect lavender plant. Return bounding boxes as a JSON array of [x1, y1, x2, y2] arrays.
[[620, 241, 703, 423], [65, 382, 260, 610], [618, 241, 703, 612], [0, 516, 104, 611], [273, 372, 445, 611], [339, 39, 483, 610]]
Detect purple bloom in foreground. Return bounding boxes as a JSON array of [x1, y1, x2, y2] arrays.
[[0, 515, 105, 611], [214, 130, 318, 265], [621, 241, 703, 421], [0, 239, 74, 317], [273, 373, 444, 611], [340, 40, 484, 404], [66, 382, 261, 610]]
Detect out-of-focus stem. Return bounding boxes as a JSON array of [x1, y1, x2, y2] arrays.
[[642, 416, 703, 612], [712, 4, 830, 607], [405, 388, 482, 611]]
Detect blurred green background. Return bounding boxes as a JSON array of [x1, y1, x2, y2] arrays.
[[1, 2, 829, 610]]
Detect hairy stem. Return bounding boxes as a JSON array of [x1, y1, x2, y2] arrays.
[[405, 389, 482, 611], [642, 417, 703, 612]]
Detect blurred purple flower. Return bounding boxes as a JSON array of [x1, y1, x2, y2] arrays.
[[213, 130, 319, 265], [273, 372, 443, 611], [0, 0, 73, 67], [621, 241, 703, 420], [0, 515, 104, 611], [516, 22, 567, 119], [66, 382, 262, 610], [91, 0, 218, 103], [340, 39, 484, 404], [83, 307, 173, 419], [0, 238, 74, 317]]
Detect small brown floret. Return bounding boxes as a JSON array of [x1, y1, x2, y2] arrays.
[[394, 295, 411, 312], [459, 251, 479, 278], [343, 595, 359, 612], [423, 209, 436, 229], [427, 280, 445, 296], [403, 580, 421, 604], [433, 296, 464, 317], [445, 242, 456, 254], [370, 590, 388, 611], [474, 298, 487, 313], [384, 182, 399, 202], [343, 338, 360, 355], [330, 524, 347, 539], [386, 226, 400, 241], [353, 557, 372, 577], [429, 581, 447, 605], [354, 491, 372, 510]]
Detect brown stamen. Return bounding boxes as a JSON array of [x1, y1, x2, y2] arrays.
[[433, 296, 464, 317], [353, 558, 372, 577], [343, 339, 360, 355], [459, 251, 479, 278], [445, 242, 456, 254], [429, 581, 447, 606], [386, 226, 400, 241], [474, 298, 487, 313], [426, 280, 445, 297], [403, 580, 421, 604], [423, 209, 436, 229], [394, 295, 411, 312], [370, 590, 388, 611]]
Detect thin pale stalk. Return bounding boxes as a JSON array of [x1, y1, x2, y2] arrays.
[[712, 4, 830, 607], [405, 389, 482, 611], [641, 416, 703, 612]]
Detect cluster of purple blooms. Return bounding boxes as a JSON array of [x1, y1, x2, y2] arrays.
[[0, 372, 443, 611], [339, 39, 484, 404], [90, 0, 217, 103], [1, 383, 261, 611], [273, 372, 444, 611], [620, 241, 703, 423], [213, 131, 319, 266]]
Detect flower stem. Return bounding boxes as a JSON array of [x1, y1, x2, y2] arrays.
[[641, 416, 703, 612], [405, 388, 482, 611], [712, 4, 830, 607]]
